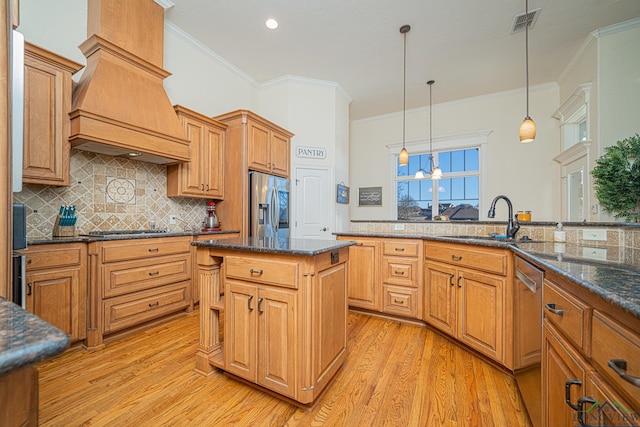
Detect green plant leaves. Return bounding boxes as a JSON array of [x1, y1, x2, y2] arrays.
[[592, 134, 640, 222]]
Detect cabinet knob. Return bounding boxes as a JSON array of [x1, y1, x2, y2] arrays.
[[27, 258, 32, 264]]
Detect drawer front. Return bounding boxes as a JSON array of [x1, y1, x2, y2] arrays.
[[591, 311, 640, 410], [424, 242, 507, 276], [103, 282, 190, 334], [382, 285, 418, 318], [382, 240, 419, 257], [102, 238, 191, 263], [103, 254, 191, 297], [225, 256, 298, 288], [542, 280, 590, 352], [24, 246, 83, 270], [382, 256, 417, 287]]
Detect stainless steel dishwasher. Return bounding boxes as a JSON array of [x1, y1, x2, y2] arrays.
[[513, 255, 544, 427]]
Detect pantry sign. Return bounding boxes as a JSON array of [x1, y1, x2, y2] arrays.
[[296, 146, 326, 159]]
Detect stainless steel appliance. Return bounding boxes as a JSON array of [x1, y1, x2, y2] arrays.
[[249, 171, 290, 238], [12, 28, 24, 192], [513, 255, 544, 427]]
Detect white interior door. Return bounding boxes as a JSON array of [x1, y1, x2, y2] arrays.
[[294, 167, 331, 239]]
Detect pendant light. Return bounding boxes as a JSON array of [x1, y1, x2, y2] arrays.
[[519, 0, 536, 143], [427, 80, 442, 180], [398, 24, 410, 165]]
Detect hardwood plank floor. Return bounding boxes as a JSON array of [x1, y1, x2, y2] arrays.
[[37, 311, 532, 426]]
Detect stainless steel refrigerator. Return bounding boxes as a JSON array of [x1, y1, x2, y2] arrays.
[[249, 171, 290, 238]]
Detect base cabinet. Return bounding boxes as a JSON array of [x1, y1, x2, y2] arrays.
[[226, 280, 297, 398], [341, 237, 379, 311], [424, 241, 510, 365], [22, 243, 87, 342]]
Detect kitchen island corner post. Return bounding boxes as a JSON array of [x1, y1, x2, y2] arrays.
[[195, 247, 223, 377]]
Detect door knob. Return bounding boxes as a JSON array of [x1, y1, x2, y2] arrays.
[[320, 227, 327, 231]]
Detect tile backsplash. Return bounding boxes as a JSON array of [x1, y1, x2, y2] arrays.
[[14, 149, 210, 240]]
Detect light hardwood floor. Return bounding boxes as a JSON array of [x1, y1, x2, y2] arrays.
[[37, 311, 532, 426]]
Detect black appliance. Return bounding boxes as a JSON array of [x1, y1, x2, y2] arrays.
[[12, 203, 27, 308]]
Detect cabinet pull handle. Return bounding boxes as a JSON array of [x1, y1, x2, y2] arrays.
[[27, 258, 32, 264], [200, 184, 204, 190], [148, 248, 159, 253], [27, 282, 32, 295], [148, 302, 159, 307], [393, 299, 404, 304], [248, 295, 254, 311], [545, 303, 564, 316], [457, 276, 463, 288], [608, 359, 640, 387], [565, 379, 582, 411], [258, 297, 264, 313], [148, 271, 160, 276], [394, 270, 404, 275], [250, 268, 263, 275], [206, 184, 210, 191], [395, 247, 405, 252], [452, 255, 462, 261], [449, 274, 455, 286], [577, 396, 597, 425]]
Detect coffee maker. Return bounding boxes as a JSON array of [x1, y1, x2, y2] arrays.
[[202, 201, 220, 231]]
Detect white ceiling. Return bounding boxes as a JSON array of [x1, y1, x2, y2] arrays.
[[165, 0, 640, 121]]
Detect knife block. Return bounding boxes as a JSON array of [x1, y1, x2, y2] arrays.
[[52, 215, 76, 237]]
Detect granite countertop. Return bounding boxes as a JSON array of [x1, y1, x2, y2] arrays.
[[27, 229, 241, 245], [336, 231, 640, 319], [193, 237, 355, 256], [0, 297, 69, 375]]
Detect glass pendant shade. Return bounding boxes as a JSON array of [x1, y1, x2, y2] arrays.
[[519, 117, 536, 143], [399, 148, 409, 165], [415, 169, 426, 179], [431, 166, 443, 180]]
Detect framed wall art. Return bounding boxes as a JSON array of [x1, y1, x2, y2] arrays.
[[336, 183, 350, 204], [358, 186, 382, 206]]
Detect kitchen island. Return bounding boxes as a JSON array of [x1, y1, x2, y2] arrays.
[[192, 237, 355, 405]]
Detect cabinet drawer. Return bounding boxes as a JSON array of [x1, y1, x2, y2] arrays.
[[542, 280, 591, 352], [382, 240, 419, 257], [103, 282, 190, 333], [103, 254, 191, 297], [382, 285, 418, 318], [424, 242, 507, 276], [591, 311, 640, 410], [382, 256, 417, 287], [225, 256, 298, 288], [102, 238, 191, 263], [24, 246, 83, 270]]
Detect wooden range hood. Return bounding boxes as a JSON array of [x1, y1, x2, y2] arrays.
[[69, 0, 189, 164]]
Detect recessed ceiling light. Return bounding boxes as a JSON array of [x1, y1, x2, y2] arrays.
[[266, 18, 278, 30]]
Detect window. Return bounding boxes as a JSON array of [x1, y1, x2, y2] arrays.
[[396, 148, 480, 220]]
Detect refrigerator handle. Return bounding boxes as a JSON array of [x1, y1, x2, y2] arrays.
[[274, 187, 280, 233], [270, 187, 278, 234]]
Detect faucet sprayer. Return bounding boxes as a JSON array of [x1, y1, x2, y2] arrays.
[[487, 195, 520, 240]]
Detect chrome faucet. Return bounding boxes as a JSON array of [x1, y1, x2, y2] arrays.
[[487, 195, 520, 240]]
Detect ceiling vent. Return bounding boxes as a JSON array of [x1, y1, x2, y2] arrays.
[[511, 8, 541, 33]]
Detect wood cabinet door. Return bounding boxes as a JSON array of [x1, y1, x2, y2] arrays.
[[257, 286, 297, 399], [247, 121, 271, 173], [270, 131, 290, 177], [204, 125, 225, 199], [346, 240, 379, 311], [457, 269, 504, 362], [225, 281, 257, 382], [542, 322, 589, 427], [25, 268, 83, 341], [180, 117, 206, 196], [423, 261, 457, 336], [23, 56, 69, 185], [585, 372, 638, 427]]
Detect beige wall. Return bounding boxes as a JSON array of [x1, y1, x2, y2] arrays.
[[349, 84, 560, 222]]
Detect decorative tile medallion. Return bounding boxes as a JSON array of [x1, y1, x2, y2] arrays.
[[106, 177, 136, 204]]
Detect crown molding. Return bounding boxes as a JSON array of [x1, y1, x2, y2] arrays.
[[154, 0, 175, 10]]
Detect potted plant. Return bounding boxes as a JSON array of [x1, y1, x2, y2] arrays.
[[591, 134, 640, 222]]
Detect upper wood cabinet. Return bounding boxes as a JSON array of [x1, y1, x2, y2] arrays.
[[246, 119, 291, 177], [167, 105, 227, 199], [23, 42, 83, 186]]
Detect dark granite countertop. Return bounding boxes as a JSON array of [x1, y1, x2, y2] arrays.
[[336, 232, 640, 319], [0, 297, 69, 375], [27, 229, 241, 245], [193, 237, 355, 256]]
